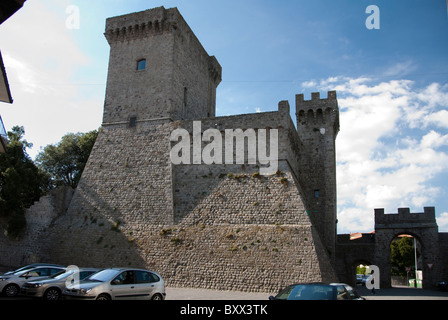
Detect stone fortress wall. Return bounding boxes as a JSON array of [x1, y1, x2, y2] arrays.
[[0, 7, 341, 292]]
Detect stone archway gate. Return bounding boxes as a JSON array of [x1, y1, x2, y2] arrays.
[[373, 207, 441, 289], [336, 207, 447, 289]]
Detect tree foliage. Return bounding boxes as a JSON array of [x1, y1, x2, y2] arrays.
[[0, 126, 50, 237], [390, 236, 420, 277], [36, 129, 98, 188]]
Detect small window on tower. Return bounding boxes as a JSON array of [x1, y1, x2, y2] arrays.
[[314, 190, 320, 198], [137, 59, 146, 71]]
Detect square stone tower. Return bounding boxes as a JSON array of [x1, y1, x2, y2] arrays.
[[103, 7, 222, 125], [296, 91, 340, 262]]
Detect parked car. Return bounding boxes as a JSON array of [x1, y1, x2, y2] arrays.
[[361, 274, 372, 286], [269, 282, 365, 300], [436, 281, 447, 292], [356, 274, 364, 285], [2, 263, 65, 276], [21, 267, 101, 300], [63, 268, 165, 300], [0, 266, 66, 297], [331, 283, 365, 300]]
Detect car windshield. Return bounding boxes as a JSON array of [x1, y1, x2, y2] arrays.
[[87, 269, 120, 282], [276, 284, 336, 300]]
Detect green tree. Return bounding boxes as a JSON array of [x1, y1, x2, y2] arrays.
[[0, 126, 50, 238], [35, 129, 98, 188], [390, 236, 420, 278]]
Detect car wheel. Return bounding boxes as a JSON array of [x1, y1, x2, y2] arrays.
[[96, 293, 111, 300], [44, 288, 61, 300], [4, 284, 20, 297], [151, 293, 163, 300]]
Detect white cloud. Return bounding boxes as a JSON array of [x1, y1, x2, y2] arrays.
[[312, 76, 448, 233], [1, 0, 103, 158], [437, 212, 448, 231], [424, 110, 448, 128], [301, 80, 317, 88]]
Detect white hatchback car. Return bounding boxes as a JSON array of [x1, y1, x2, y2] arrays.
[[63, 268, 165, 300]]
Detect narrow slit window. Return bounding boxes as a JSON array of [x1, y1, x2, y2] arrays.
[[129, 116, 137, 127], [314, 190, 320, 198], [137, 59, 146, 71]]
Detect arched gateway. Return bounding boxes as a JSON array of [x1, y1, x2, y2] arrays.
[[336, 207, 447, 289]]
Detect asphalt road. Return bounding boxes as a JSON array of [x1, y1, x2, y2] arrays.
[[355, 285, 448, 300], [1, 285, 447, 300], [166, 285, 448, 300]]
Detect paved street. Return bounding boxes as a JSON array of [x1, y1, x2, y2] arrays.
[[166, 287, 272, 300], [1, 285, 447, 300], [355, 285, 448, 300], [166, 285, 448, 300]]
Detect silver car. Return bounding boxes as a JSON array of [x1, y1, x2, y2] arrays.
[[2, 263, 64, 276], [21, 267, 101, 300], [0, 266, 66, 297], [63, 268, 165, 300]]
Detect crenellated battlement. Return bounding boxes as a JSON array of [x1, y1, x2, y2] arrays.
[[374, 207, 437, 228], [296, 91, 338, 105], [104, 7, 181, 44], [295, 91, 339, 135]]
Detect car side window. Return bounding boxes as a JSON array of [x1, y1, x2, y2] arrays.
[[112, 271, 134, 285], [79, 271, 95, 280], [22, 271, 39, 277], [31, 268, 49, 277], [135, 271, 159, 283], [336, 286, 349, 300], [49, 268, 62, 276], [23, 267, 56, 277]]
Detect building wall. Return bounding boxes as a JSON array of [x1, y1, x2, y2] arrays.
[[35, 103, 337, 292], [0, 187, 74, 269]]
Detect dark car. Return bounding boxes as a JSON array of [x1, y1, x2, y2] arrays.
[[269, 282, 365, 300], [436, 281, 447, 292]]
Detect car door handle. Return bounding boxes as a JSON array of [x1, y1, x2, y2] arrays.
[[131, 286, 134, 289]]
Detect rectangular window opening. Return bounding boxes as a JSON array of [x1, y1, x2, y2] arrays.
[[137, 59, 146, 71], [129, 116, 137, 128]]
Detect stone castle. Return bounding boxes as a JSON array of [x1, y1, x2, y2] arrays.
[[1, 7, 445, 292]]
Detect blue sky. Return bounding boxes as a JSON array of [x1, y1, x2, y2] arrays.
[[1, 0, 448, 233]]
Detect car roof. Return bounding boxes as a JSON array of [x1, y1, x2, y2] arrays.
[[97, 268, 162, 276], [287, 282, 333, 286], [102, 267, 156, 272]]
